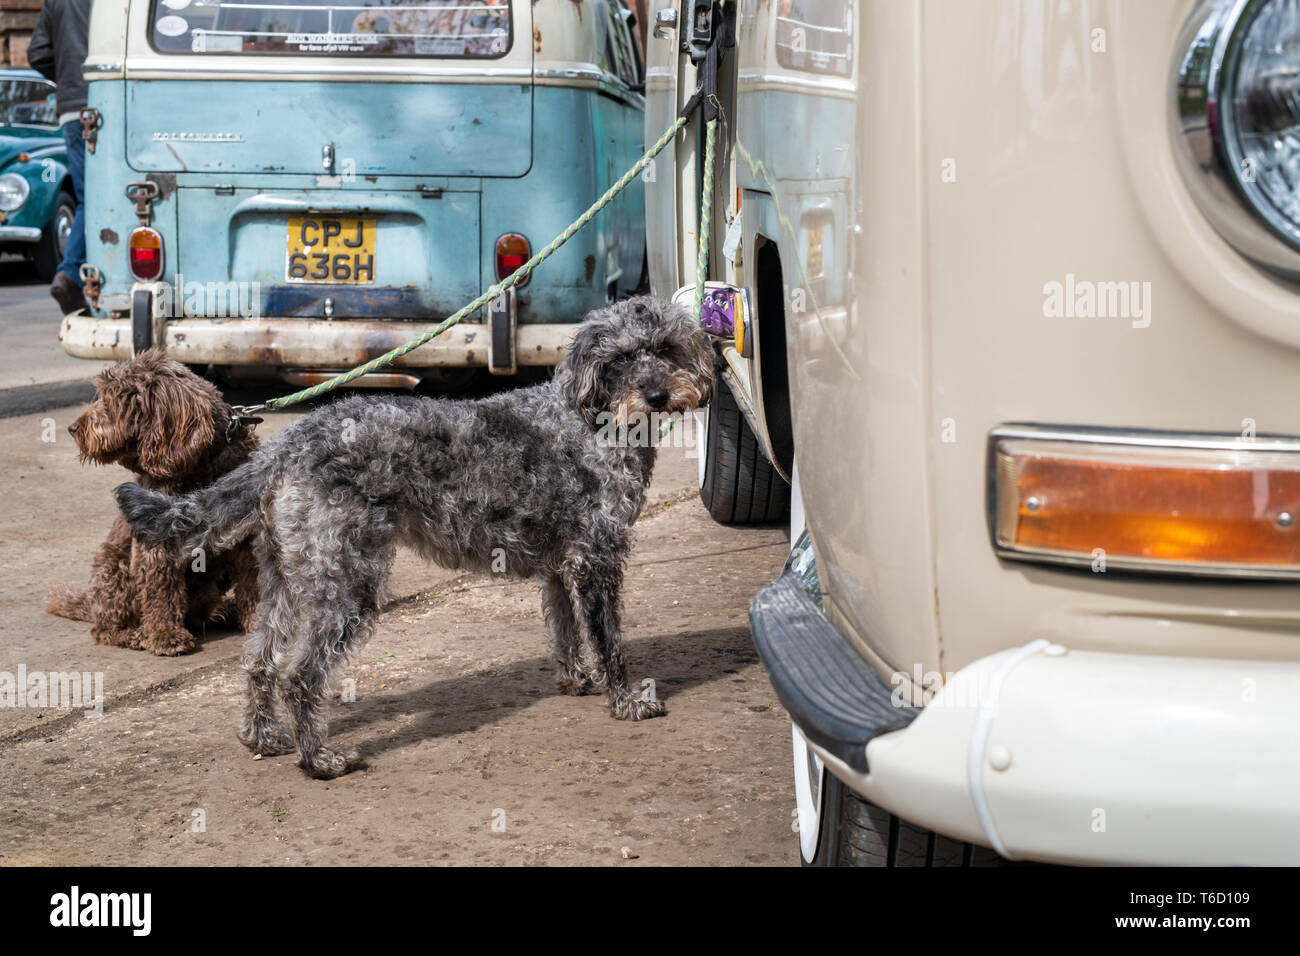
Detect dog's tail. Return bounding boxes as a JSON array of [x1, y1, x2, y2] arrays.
[[115, 451, 278, 556], [45, 584, 94, 622]]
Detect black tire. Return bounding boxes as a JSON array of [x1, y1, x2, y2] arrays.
[[33, 190, 75, 283], [699, 358, 789, 524], [805, 773, 1007, 867]]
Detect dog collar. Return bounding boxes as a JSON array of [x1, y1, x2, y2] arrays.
[[225, 406, 264, 444]]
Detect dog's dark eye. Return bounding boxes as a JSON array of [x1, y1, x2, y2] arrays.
[[611, 353, 633, 368]]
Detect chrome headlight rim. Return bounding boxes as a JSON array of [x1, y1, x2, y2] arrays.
[[1173, 0, 1300, 280], [0, 172, 30, 213]]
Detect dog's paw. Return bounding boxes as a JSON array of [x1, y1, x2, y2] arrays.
[[238, 722, 296, 757], [91, 626, 145, 650], [142, 627, 197, 656], [299, 746, 364, 779], [556, 670, 600, 696], [610, 694, 666, 721]]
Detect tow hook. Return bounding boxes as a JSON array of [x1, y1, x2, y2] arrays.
[[79, 107, 101, 153], [125, 181, 159, 227], [78, 263, 102, 309]]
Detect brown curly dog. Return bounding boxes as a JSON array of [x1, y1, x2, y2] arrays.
[[46, 350, 260, 655]]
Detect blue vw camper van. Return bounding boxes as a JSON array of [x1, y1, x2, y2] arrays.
[[61, 0, 647, 384]]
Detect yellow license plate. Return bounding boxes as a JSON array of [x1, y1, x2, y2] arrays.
[[286, 217, 376, 283]]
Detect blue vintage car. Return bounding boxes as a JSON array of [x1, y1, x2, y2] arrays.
[[0, 69, 74, 281], [61, 0, 648, 386]]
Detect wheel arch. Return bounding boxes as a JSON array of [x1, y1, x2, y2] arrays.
[[748, 228, 795, 478]]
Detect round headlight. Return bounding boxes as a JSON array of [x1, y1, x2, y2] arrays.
[[1174, 0, 1300, 278], [0, 172, 29, 212]]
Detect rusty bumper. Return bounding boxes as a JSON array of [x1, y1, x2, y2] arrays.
[[58, 313, 576, 368]]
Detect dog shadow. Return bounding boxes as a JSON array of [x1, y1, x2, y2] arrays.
[[328, 625, 761, 762]]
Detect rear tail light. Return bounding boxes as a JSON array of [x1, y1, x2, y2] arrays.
[[495, 233, 530, 287], [988, 426, 1300, 578], [128, 227, 164, 281]]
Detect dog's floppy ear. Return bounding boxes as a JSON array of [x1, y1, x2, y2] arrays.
[[136, 367, 220, 479], [558, 318, 610, 426], [670, 308, 717, 408]]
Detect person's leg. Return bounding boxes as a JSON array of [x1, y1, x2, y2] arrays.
[[49, 120, 88, 314], [57, 120, 86, 283]]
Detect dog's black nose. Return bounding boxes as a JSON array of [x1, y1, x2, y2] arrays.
[[644, 387, 669, 410], [67, 421, 79, 435]]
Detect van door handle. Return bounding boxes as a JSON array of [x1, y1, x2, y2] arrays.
[[654, 8, 678, 40]]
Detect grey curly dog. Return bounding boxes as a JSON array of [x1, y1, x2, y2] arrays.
[[116, 296, 715, 778]]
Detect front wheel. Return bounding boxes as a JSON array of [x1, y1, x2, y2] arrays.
[[698, 357, 789, 524], [793, 724, 1006, 867], [33, 191, 75, 283]]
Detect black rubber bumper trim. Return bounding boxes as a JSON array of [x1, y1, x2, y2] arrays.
[[749, 569, 919, 773], [131, 288, 153, 356]]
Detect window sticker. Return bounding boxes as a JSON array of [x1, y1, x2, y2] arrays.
[[157, 14, 190, 37], [150, 0, 512, 58]]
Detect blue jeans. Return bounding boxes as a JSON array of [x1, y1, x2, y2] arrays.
[[57, 119, 86, 284]]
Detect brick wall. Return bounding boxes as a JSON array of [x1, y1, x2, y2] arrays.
[[0, 0, 42, 67]]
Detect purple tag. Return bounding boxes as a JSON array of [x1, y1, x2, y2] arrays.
[[699, 288, 736, 336]]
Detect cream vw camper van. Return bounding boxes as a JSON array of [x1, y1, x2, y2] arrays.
[[648, 0, 1300, 865]]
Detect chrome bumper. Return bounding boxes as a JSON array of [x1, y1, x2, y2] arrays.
[[58, 312, 575, 367], [0, 226, 42, 242]]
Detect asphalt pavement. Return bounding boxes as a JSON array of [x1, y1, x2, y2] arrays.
[[0, 257, 108, 414]]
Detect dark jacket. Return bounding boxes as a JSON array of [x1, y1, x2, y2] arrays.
[[27, 0, 93, 119]]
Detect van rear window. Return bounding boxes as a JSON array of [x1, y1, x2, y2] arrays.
[[775, 0, 852, 76], [149, 0, 512, 57]]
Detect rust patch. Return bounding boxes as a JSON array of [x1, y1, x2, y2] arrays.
[[145, 172, 176, 201], [569, 0, 583, 20], [534, 26, 542, 52], [99, 228, 119, 245], [584, 255, 596, 282], [364, 175, 378, 183]]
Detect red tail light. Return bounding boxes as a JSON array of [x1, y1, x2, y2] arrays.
[[128, 227, 164, 281], [495, 233, 530, 287]]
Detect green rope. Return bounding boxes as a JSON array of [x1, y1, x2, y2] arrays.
[[693, 117, 719, 323], [662, 116, 719, 441], [263, 115, 689, 410]]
